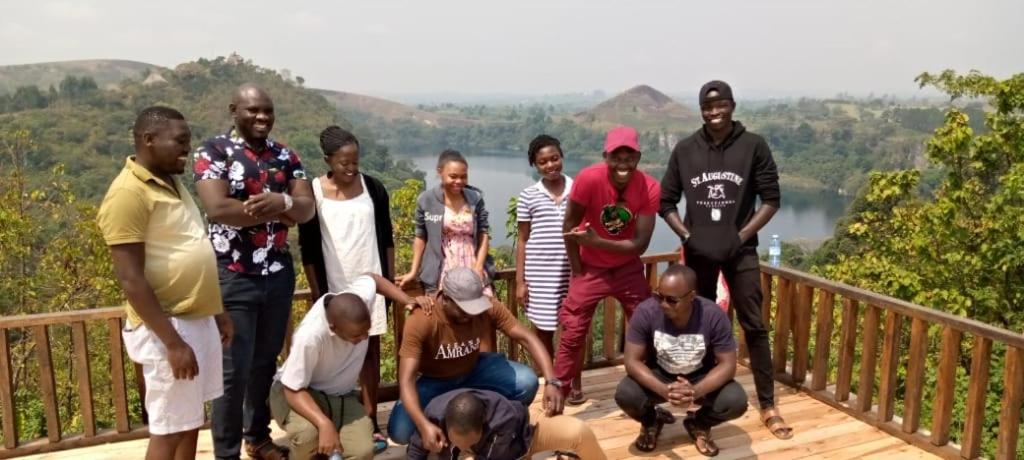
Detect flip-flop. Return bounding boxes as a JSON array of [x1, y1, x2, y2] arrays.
[[567, 388, 586, 406], [633, 406, 676, 452], [683, 416, 720, 457], [372, 431, 388, 454], [761, 407, 794, 440]]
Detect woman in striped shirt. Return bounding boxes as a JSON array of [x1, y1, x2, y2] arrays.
[[515, 135, 584, 404]]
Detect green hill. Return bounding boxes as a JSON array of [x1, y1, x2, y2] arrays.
[[317, 89, 483, 129], [0, 56, 420, 199], [0, 59, 161, 94]]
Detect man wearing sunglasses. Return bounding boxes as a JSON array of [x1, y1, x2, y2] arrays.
[[614, 264, 746, 456], [387, 267, 565, 453]]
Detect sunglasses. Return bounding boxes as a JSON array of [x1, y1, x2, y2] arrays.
[[654, 289, 695, 306]]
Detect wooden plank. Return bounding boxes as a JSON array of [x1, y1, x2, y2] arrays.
[[791, 284, 813, 385], [0, 329, 17, 448], [761, 272, 773, 327], [70, 322, 96, 438], [107, 318, 130, 433], [902, 317, 928, 434], [772, 277, 793, 374], [855, 304, 881, 412], [505, 278, 519, 362], [603, 298, 617, 362], [0, 307, 124, 329], [930, 326, 962, 448], [876, 310, 902, 422], [995, 346, 1023, 460], [32, 325, 61, 443], [758, 264, 1024, 350], [835, 298, 859, 402], [958, 336, 991, 456], [646, 259, 660, 291], [810, 290, 836, 391]]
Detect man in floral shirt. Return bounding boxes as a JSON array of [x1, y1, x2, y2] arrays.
[[194, 83, 315, 460]]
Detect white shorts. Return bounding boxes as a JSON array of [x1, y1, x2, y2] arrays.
[[122, 316, 224, 435]]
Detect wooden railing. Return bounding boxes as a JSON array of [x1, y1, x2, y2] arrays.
[[0, 253, 1020, 459], [760, 265, 1024, 460]]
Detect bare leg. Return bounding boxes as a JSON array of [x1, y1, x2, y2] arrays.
[[172, 429, 199, 460], [146, 431, 187, 460], [360, 335, 381, 431]]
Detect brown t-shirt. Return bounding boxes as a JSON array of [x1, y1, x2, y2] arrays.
[[399, 299, 520, 379]]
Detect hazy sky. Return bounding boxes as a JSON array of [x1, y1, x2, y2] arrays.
[[2, 0, 1021, 99]]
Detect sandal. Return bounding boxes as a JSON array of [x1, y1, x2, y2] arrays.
[[372, 431, 388, 454], [683, 416, 720, 457], [761, 406, 794, 440], [245, 438, 289, 460], [567, 388, 586, 406], [633, 406, 676, 452]]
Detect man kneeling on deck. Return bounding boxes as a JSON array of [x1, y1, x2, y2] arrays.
[[614, 264, 747, 456], [408, 389, 606, 459], [268, 274, 431, 460], [388, 267, 565, 449]]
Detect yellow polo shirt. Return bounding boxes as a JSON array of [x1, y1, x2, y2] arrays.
[[97, 157, 223, 327]]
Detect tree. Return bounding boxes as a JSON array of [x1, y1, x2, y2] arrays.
[[815, 70, 1024, 457]]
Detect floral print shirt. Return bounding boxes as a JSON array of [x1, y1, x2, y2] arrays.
[[193, 128, 308, 275]]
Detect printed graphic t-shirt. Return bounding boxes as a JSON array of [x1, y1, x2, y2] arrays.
[[568, 162, 660, 268], [399, 299, 520, 379], [625, 296, 736, 377]]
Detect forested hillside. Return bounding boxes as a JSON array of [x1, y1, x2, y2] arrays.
[[0, 56, 421, 199]]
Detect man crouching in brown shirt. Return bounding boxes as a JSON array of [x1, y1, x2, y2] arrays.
[[386, 267, 565, 454]]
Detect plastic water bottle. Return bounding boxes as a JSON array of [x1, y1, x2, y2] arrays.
[[329, 450, 343, 460], [768, 234, 782, 267]]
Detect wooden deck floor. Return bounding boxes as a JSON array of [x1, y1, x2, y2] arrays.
[[21, 365, 939, 459]]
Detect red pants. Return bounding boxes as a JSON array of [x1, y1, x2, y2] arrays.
[[554, 260, 651, 394]]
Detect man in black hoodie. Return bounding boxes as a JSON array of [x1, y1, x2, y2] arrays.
[[406, 389, 605, 459], [659, 80, 792, 440]]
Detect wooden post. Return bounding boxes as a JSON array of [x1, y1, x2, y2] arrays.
[[791, 284, 813, 385], [901, 317, 928, 434], [602, 298, 617, 362], [772, 277, 793, 375], [810, 290, 835, 391], [760, 272, 772, 329], [0, 329, 17, 448], [71, 322, 96, 437], [931, 326, 962, 448], [835, 298, 859, 402], [32, 325, 61, 442], [995, 346, 1023, 460], [958, 336, 991, 456], [107, 318, 130, 433], [505, 278, 520, 363], [855, 305, 881, 412], [876, 310, 902, 422]]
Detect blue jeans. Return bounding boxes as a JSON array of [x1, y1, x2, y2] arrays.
[[387, 352, 538, 445], [211, 262, 295, 460]]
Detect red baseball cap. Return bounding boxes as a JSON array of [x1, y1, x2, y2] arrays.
[[604, 125, 641, 154]]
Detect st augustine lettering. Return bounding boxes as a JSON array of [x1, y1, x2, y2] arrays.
[[690, 171, 744, 188], [434, 338, 481, 359]]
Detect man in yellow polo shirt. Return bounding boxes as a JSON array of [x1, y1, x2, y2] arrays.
[[98, 106, 234, 460]]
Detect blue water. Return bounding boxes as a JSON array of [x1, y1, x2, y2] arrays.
[[406, 154, 852, 253]]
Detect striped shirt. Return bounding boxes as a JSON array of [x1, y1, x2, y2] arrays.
[[517, 175, 573, 331]]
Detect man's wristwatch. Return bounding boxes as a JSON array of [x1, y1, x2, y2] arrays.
[[546, 378, 564, 389], [680, 230, 691, 245], [281, 193, 294, 212]]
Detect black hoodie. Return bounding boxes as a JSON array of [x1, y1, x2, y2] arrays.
[[659, 121, 781, 264], [407, 389, 534, 460]]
